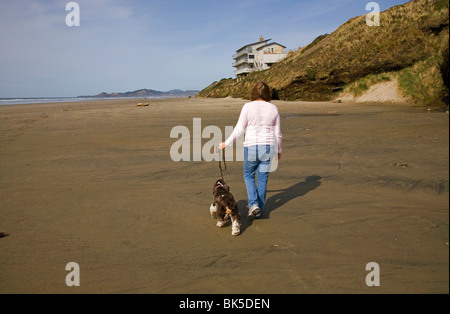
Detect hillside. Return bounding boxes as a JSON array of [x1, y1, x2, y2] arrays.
[[79, 89, 199, 98], [197, 0, 449, 107]]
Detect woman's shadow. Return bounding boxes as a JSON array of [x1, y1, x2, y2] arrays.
[[238, 175, 322, 233]]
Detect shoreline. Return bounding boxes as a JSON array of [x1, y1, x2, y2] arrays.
[[0, 96, 195, 107], [2, 95, 446, 115], [0, 97, 448, 293]]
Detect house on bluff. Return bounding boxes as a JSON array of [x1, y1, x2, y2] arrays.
[[233, 37, 287, 81]]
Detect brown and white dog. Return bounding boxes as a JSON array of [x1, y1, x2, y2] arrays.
[[210, 179, 241, 236]]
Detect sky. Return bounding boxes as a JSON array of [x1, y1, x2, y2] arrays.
[[0, 0, 410, 98]]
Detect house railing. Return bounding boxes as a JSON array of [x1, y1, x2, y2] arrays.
[[232, 47, 253, 59], [232, 57, 250, 67]]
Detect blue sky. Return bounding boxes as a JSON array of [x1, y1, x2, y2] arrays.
[[0, 0, 410, 97]]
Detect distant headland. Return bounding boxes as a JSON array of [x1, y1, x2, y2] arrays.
[[79, 88, 199, 99]]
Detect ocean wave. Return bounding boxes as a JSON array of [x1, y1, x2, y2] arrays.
[[0, 97, 82, 106]]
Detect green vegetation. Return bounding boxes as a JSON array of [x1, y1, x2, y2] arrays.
[[306, 67, 317, 81], [301, 34, 329, 54], [434, 0, 449, 11], [347, 74, 391, 96], [344, 73, 392, 97], [398, 55, 447, 105]]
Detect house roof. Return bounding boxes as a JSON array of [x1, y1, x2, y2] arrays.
[[256, 42, 287, 50], [236, 39, 271, 53]]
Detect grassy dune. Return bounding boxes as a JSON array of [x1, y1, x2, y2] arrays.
[[198, 0, 449, 107]]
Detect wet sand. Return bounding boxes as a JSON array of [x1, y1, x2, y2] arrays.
[[0, 97, 448, 294]]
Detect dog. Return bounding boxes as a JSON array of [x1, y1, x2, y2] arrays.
[[209, 179, 241, 236]]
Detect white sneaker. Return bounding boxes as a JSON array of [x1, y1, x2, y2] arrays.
[[248, 204, 261, 218]]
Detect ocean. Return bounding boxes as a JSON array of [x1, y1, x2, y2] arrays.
[[0, 97, 98, 106], [0, 96, 181, 106]]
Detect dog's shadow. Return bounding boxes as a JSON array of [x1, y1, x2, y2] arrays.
[[238, 175, 322, 234]]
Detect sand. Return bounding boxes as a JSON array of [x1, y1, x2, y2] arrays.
[[338, 78, 410, 103], [0, 97, 448, 294]]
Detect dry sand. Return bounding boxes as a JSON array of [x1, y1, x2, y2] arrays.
[[0, 97, 448, 294], [338, 78, 410, 103]]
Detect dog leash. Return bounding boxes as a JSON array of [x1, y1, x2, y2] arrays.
[[218, 147, 226, 181]]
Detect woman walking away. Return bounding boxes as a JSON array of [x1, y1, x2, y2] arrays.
[[219, 82, 282, 218]]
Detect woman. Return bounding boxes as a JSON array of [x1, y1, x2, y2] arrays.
[[219, 82, 282, 218]]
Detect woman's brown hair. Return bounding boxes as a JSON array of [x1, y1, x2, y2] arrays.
[[250, 81, 271, 102]]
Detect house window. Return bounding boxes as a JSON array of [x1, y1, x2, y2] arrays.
[[249, 54, 254, 59]]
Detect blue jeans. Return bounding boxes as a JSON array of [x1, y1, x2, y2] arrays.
[[243, 145, 275, 211]]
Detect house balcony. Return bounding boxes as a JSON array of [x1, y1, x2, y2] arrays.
[[235, 66, 255, 77], [232, 57, 251, 67], [232, 47, 253, 60]]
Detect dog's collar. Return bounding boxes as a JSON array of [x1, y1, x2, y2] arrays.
[[215, 183, 225, 191]]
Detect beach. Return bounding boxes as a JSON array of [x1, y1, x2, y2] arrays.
[[0, 97, 448, 294]]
